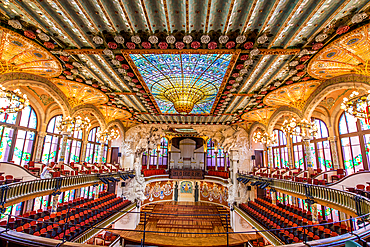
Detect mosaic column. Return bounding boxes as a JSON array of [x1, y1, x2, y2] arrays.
[[51, 195, 59, 213], [156, 150, 160, 169], [271, 190, 277, 205], [34, 132, 46, 162], [328, 136, 340, 169], [286, 137, 294, 168], [58, 133, 69, 166], [303, 138, 314, 169], [266, 145, 273, 168], [224, 153, 228, 171], [80, 141, 88, 164], [215, 151, 218, 171], [98, 143, 105, 165], [311, 204, 319, 223]]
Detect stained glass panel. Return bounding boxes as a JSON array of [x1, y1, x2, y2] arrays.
[[129, 53, 232, 114]]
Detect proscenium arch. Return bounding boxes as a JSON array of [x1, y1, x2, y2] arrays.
[[267, 106, 302, 134], [303, 74, 370, 120], [71, 104, 107, 129], [0, 73, 71, 116]]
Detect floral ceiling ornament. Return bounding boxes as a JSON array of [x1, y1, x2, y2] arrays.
[[250, 48, 260, 56], [103, 48, 113, 56], [148, 35, 158, 44], [114, 35, 125, 44], [166, 35, 176, 44], [219, 35, 229, 44], [200, 35, 210, 44], [289, 61, 299, 67], [257, 34, 268, 44], [183, 35, 193, 44], [93, 36, 104, 45], [315, 33, 327, 43], [8, 19, 22, 29], [352, 12, 368, 24], [236, 35, 246, 44], [38, 33, 50, 41], [131, 35, 141, 44]]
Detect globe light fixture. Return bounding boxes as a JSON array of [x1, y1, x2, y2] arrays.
[[0, 86, 29, 114]]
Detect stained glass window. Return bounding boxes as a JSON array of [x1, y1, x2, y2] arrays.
[[272, 130, 289, 168], [311, 119, 332, 171], [85, 127, 107, 164], [207, 139, 216, 169], [129, 53, 232, 114], [339, 112, 368, 174], [42, 115, 62, 164], [0, 106, 37, 165]]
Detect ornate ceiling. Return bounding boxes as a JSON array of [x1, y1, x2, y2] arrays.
[[0, 0, 370, 126]]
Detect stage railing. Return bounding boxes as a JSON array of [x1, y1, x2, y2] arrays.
[[237, 173, 370, 217], [0, 171, 134, 210]]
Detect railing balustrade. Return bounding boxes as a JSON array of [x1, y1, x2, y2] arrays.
[[0, 171, 134, 210], [237, 174, 370, 217]]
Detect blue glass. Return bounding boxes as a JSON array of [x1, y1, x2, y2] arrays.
[[130, 53, 232, 114]]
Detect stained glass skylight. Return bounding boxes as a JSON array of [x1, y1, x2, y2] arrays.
[[129, 53, 232, 114]]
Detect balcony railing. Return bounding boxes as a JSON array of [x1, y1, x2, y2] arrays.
[[237, 173, 370, 218], [0, 171, 135, 211]]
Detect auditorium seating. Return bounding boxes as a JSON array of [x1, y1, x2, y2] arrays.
[[240, 197, 345, 244], [0, 191, 131, 241], [207, 170, 229, 179], [142, 169, 166, 177]]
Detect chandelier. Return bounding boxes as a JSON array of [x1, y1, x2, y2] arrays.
[[164, 87, 205, 114], [56, 116, 91, 133], [252, 130, 276, 145], [97, 128, 120, 142], [0, 86, 29, 114], [282, 117, 318, 139], [341, 90, 370, 124]]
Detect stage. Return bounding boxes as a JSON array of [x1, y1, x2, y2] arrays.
[[111, 202, 262, 247]]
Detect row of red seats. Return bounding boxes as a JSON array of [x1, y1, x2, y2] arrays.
[[0, 175, 22, 185], [241, 197, 348, 243], [2, 193, 130, 241], [347, 184, 370, 199], [143, 169, 166, 177], [207, 170, 229, 179], [241, 201, 340, 244]]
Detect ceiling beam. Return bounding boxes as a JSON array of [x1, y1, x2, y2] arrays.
[[63, 48, 300, 55]]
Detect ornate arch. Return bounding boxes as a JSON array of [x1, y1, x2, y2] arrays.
[[267, 106, 302, 134], [0, 73, 71, 116], [71, 104, 107, 129], [303, 74, 370, 120]]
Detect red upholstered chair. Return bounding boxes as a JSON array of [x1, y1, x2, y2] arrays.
[[5, 175, 14, 184], [331, 169, 345, 182]]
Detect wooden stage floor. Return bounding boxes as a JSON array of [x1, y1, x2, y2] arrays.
[[111, 202, 261, 247]]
